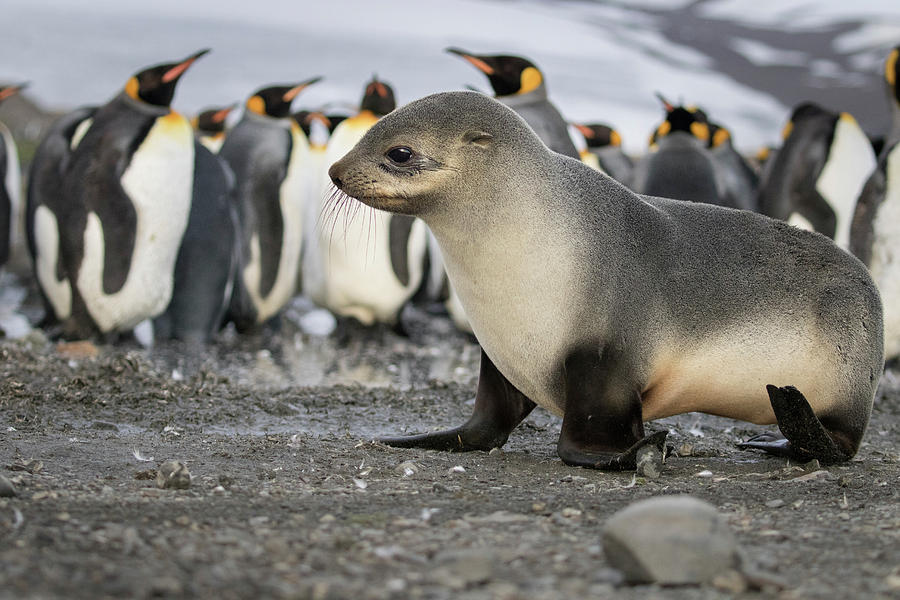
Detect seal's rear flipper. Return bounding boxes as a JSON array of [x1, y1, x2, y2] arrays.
[[738, 385, 849, 464]]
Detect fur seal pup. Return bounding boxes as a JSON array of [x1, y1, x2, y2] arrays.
[[329, 91, 883, 468]]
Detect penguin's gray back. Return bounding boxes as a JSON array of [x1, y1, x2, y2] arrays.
[[25, 106, 96, 322], [499, 89, 579, 158], [631, 133, 725, 206]]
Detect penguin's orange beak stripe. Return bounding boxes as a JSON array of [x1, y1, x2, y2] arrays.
[[447, 48, 495, 75], [283, 76, 323, 102], [460, 55, 494, 75], [573, 123, 595, 139], [211, 104, 236, 123], [0, 85, 25, 102], [162, 48, 210, 84]]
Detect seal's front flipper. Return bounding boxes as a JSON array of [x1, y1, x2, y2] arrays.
[[738, 385, 849, 464], [555, 346, 661, 471], [378, 349, 535, 452], [558, 430, 668, 470]]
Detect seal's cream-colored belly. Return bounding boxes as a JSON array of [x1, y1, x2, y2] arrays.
[[641, 319, 839, 424]]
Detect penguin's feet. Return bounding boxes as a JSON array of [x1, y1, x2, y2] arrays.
[[557, 430, 668, 471], [738, 385, 849, 464]]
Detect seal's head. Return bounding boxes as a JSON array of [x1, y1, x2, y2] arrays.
[[328, 91, 546, 216]]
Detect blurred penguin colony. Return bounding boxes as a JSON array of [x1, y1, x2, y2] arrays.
[[1, 45, 899, 354]]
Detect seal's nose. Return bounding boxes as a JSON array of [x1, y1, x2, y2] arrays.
[[328, 163, 343, 189]]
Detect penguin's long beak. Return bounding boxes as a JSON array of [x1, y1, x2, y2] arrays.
[[283, 76, 323, 102], [211, 103, 238, 124], [573, 123, 595, 139], [162, 48, 211, 84], [654, 91, 675, 112], [446, 47, 495, 75], [0, 83, 28, 102]]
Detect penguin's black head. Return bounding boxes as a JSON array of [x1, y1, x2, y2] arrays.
[[446, 48, 543, 97], [886, 46, 899, 103], [0, 83, 27, 105], [574, 123, 622, 149], [246, 77, 322, 119], [292, 110, 314, 136], [360, 77, 396, 117], [125, 49, 209, 108], [193, 104, 235, 135], [650, 94, 710, 146]]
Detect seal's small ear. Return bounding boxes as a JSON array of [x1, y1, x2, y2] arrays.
[[463, 130, 493, 148]]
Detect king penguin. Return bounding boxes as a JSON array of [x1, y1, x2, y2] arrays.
[[758, 101, 876, 249], [0, 84, 25, 271], [219, 78, 320, 332], [850, 45, 900, 360], [303, 76, 428, 329], [26, 50, 209, 339], [572, 122, 634, 185], [446, 48, 580, 159], [193, 104, 236, 153], [631, 97, 730, 206]]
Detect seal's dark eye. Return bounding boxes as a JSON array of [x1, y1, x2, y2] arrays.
[[387, 147, 413, 164]]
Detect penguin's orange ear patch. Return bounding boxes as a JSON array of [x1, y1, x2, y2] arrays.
[[712, 127, 730, 147], [781, 120, 794, 140], [886, 49, 898, 87], [246, 95, 265, 115], [518, 67, 542, 95], [690, 122, 709, 142], [125, 77, 140, 100]]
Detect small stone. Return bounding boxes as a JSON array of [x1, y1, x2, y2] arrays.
[[531, 502, 547, 513], [635, 445, 663, 479], [156, 460, 191, 490], [676, 443, 694, 457], [0, 475, 16, 497], [449, 466, 465, 474], [696, 470, 714, 478], [838, 512, 851, 521], [602, 495, 742, 585], [394, 461, 419, 477], [764, 499, 785, 508]]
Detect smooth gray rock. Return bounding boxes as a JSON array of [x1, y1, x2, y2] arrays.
[[602, 495, 742, 585]]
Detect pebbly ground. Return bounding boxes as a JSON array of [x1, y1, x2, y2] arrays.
[[1, 297, 900, 600]]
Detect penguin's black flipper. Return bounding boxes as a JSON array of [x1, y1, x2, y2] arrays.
[[738, 385, 849, 464], [849, 148, 890, 265]]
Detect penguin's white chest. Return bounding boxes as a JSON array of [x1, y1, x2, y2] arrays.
[[243, 127, 308, 323], [1, 124, 20, 248], [815, 114, 876, 249], [78, 114, 194, 332], [304, 116, 427, 324], [869, 147, 900, 358]]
